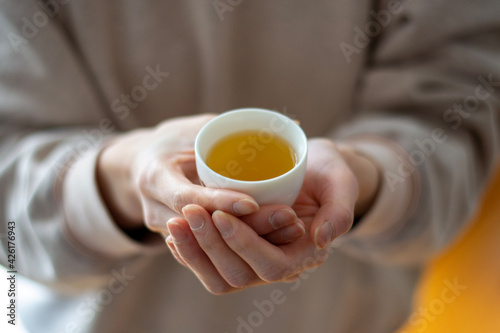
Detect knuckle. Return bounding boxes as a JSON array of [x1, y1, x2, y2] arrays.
[[136, 166, 152, 194], [207, 189, 227, 209], [136, 159, 162, 195], [171, 189, 188, 213]]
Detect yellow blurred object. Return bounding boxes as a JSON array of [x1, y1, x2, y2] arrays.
[[397, 164, 500, 333]]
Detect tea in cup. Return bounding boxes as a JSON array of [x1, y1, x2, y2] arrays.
[[195, 108, 307, 206]]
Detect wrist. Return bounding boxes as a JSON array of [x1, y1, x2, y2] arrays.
[[335, 136, 420, 241], [96, 139, 143, 231]]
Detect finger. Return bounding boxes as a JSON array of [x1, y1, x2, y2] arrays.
[[142, 197, 180, 233], [163, 219, 187, 267], [166, 217, 236, 294], [145, 157, 260, 216], [240, 205, 298, 235], [183, 205, 262, 289], [178, 154, 199, 184], [311, 203, 353, 249], [214, 211, 329, 279], [166, 234, 188, 267], [263, 219, 306, 245], [283, 272, 302, 282], [212, 211, 297, 282], [310, 164, 357, 250]]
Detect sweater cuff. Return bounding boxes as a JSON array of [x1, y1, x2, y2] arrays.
[[62, 147, 164, 258], [342, 136, 421, 242]]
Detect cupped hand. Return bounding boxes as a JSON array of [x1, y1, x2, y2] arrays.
[[96, 114, 304, 243], [166, 138, 379, 294]]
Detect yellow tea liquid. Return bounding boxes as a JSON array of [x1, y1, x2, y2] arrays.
[[206, 130, 297, 181]]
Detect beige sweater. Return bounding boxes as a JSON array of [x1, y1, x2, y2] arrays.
[[1, 1, 499, 332]]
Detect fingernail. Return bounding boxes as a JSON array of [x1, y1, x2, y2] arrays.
[[233, 199, 259, 216], [281, 222, 305, 242], [167, 220, 188, 244], [269, 208, 297, 229], [212, 211, 234, 238], [182, 206, 205, 231], [314, 221, 335, 249]]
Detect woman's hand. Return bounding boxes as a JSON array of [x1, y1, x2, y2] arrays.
[[294, 138, 380, 248], [96, 114, 304, 242], [166, 138, 380, 294]]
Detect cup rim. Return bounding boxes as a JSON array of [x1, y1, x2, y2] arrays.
[[195, 108, 308, 185]]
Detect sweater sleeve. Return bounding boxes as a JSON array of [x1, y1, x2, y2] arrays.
[[334, 0, 500, 265], [0, 1, 163, 292]]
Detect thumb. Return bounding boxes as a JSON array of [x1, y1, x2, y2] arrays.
[[308, 161, 358, 249]]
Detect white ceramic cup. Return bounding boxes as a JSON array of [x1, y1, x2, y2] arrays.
[[195, 108, 308, 206]]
